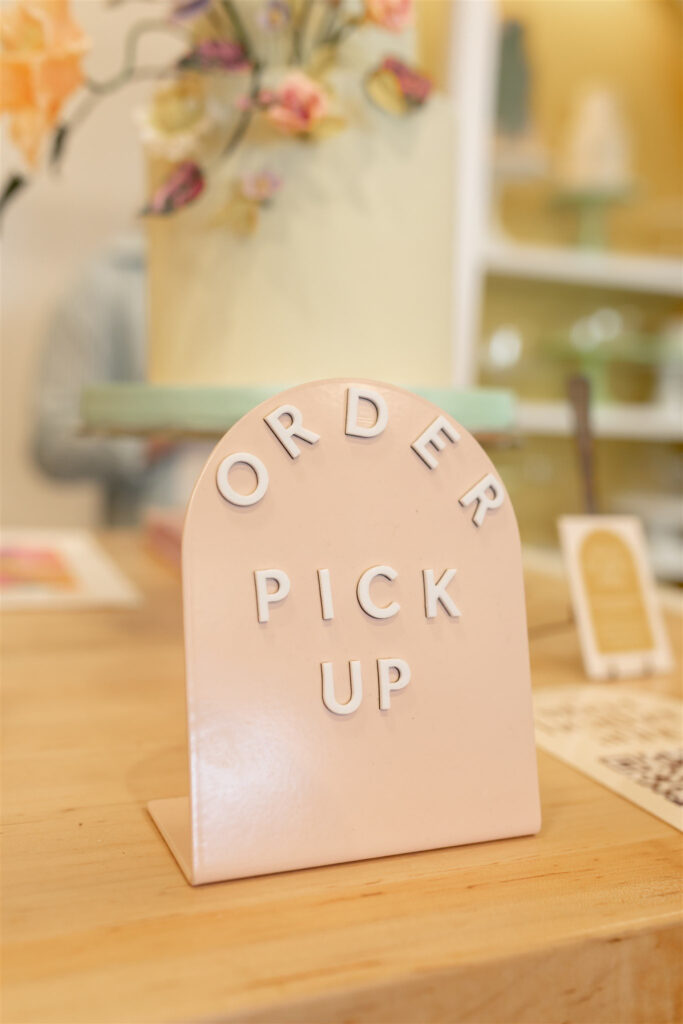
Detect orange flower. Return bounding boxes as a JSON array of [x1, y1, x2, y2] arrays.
[[0, 0, 88, 168]]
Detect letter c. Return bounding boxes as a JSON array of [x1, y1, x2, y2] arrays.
[[357, 565, 400, 619]]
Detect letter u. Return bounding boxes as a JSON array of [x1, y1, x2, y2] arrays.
[[321, 661, 363, 716]]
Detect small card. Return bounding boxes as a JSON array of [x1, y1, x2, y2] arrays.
[[534, 684, 682, 830], [558, 515, 672, 679], [0, 530, 140, 610]]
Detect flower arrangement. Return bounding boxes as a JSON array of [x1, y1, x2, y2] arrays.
[[0, 0, 432, 228]]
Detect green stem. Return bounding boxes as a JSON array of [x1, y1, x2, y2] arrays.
[[86, 19, 187, 95], [0, 174, 28, 224], [315, 1, 340, 50], [292, 0, 314, 65], [323, 14, 363, 49], [51, 66, 172, 171], [220, 0, 254, 60], [221, 61, 262, 157]]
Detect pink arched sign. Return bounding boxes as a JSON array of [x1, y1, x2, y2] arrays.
[[149, 379, 541, 884]]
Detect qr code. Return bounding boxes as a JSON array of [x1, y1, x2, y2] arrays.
[[600, 749, 683, 806]]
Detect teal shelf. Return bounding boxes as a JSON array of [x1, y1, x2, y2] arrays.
[[81, 384, 515, 439]]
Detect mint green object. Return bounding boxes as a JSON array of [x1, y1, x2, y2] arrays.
[[81, 384, 515, 438], [554, 187, 632, 250]]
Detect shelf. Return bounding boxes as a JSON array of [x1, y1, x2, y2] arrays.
[[646, 537, 683, 583], [517, 401, 683, 441], [81, 384, 516, 438], [484, 240, 683, 296]]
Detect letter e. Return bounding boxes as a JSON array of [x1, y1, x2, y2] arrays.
[[411, 416, 460, 469]]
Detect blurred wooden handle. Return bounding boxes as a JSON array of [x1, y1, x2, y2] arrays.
[[567, 373, 598, 515]]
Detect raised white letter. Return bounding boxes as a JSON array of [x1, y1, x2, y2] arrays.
[[411, 415, 460, 469], [459, 473, 505, 527], [357, 565, 399, 619], [254, 569, 290, 623], [216, 452, 269, 507], [264, 403, 320, 459], [378, 658, 411, 711], [317, 568, 334, 621], [322, 661, 363, 715], [345, 386, 388, 438], [423, 569, 460, 619]]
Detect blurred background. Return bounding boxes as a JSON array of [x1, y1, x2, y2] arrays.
[[1, 0, 681, 578]]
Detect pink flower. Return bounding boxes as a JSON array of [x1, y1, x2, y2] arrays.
[[143, 161, 205, 215], [381, 57, 431, 104], [257, 88, 276, 107], [265, 72, 328, 136], [365, 0, 413, 32], [178, 39, 249, 72], [240, 169, 282, 203]]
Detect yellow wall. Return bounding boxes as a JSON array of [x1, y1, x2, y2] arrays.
[[416, 0, 453, 90], [499, 0, 683, 253], [489, 435, 682, 548]]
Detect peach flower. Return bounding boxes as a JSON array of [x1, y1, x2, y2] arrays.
[[240, 169, 282, 203], [265, 72, 328, 136], [0, 0, 88, 168], [365, 0, 413, 33]]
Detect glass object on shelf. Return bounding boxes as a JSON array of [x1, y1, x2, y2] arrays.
[[655, 318, 683, 413], [496, 20, 530, 138], [556, 88, 633, 196], [554, 86, 634, 249], [492, 19, 547, 239], [479, 276, 682, 404], [485, 325, 524, 371]]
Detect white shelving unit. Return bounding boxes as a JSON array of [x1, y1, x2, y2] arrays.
[[484, 239, 683, 297], [517, 401, 683, 442], [449, 1, 683, 445], [447, 2, 683, 581]]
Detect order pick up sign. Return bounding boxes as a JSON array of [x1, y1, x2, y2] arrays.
[[149, 379, 541, 885]]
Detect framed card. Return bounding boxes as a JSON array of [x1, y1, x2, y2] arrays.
[[558, 515, 673, 680]]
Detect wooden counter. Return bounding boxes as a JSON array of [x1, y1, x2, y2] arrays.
[[2, 532, 681, 1023]]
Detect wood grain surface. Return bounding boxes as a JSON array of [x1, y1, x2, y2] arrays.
[[2, 532, 681, 1024]]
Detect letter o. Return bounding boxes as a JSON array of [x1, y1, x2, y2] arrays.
[[216, 452, 269, 507]]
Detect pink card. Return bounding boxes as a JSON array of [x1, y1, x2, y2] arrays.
[[149, 380, 540, 884]]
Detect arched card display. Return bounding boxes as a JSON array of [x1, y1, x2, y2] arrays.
[[149, 380, 541, 885]]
